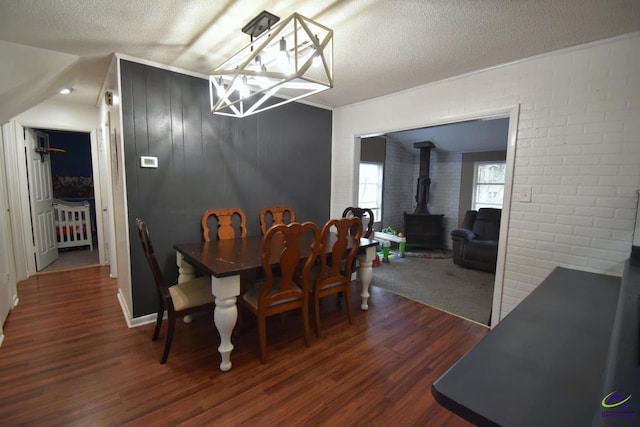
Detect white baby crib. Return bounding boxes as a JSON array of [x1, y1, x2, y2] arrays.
[[53, 198, 93, 251]]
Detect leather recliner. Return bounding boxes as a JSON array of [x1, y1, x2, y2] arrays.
[[451, 208, 501, 273]]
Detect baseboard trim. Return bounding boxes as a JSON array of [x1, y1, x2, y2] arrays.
[[130, 313, 158, 328], [116, 289, 133, 327], [116, 288, 164, 328]]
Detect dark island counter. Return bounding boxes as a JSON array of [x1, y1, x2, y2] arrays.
[[432, 265, 639, 426]]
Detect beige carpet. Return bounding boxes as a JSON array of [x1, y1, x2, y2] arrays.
[[40, 247, 100, 272], [371, 255, 494, 325]]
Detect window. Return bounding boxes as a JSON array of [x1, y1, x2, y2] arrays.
[[358, 162, 383, 222], [473, 162, 505, 210]]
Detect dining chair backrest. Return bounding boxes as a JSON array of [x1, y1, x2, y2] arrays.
[[260, 221, 320, 309], [342, 207, 374, 238], [260, 205, 296, 235], [319, 217, 363, 285], [312, 216, 363, 336], [136, 218, 170, 303], [241, 221, 320, 362], [137, 217, 215, 364], [201, 208, 247, 241]]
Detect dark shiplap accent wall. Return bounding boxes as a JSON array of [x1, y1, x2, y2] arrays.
[[120, 60, 332, 317]]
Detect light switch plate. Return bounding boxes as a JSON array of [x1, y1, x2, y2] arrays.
[[140, 156, 158, 168], [520, 186, 532, 203]]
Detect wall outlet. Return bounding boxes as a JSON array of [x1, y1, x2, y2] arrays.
[[520, 186, 532, 203]]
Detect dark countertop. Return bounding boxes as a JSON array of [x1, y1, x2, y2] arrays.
[[432, 266, 623, 427], [594, 259, 640, 426]]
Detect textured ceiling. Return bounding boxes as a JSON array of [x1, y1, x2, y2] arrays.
[[0, 0, 639, 121], [385, 117, 510, 153]]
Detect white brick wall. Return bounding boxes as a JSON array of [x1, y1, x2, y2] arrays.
[[382, 140, 415, 231], [332, 33, 640, 321], [429, 151, 462, 248]]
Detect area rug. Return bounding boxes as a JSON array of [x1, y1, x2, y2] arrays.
[[370, 256, 494, 325], [405, 248, 452, 259]]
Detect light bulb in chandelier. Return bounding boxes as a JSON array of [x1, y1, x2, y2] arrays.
[[254, 64, 270, 88], [312, 35, 322, 67], [215, 78, 225, 98], [278, 37, 292, 73], [239, 76, 250, 98], [251, 54, 263, 71]]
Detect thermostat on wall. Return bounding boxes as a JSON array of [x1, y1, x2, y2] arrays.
[[140, 156, 158, 168]]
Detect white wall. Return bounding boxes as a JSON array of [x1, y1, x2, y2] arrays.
[[382, 140, 415, 231], [15, 100, 99, 132], [332, 32, 640, 320], [429, 150, 463, 248], [108, 56, 134, 325], [0, 128, 17, 343]]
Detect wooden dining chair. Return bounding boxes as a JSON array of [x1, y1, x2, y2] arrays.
[[260, 205, 296, 235], [201, 208, 255, 323], [240, 221, 320, 363], [312, 217, 363, 337], [342, 207, 374, 238], [201, 208, 247, 241], [338, 207, 373, 307], [135, 218, 215, 364]]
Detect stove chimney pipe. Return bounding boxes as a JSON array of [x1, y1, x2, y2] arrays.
[[413, 141, 435, 214]]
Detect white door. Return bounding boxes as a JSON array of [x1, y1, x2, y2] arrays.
[[25, 129, 58, 270], [0, 199, 12, 331], [0, 130, 13, 331]]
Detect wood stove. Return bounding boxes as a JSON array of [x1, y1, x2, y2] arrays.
[[404, 141, 445, 249], [404, 212, 444, 249]]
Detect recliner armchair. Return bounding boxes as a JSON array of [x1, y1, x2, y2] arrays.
[[451, 208, 501, 273]]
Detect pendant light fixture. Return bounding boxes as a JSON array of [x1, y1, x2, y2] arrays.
[[209, 11, 333, 118]]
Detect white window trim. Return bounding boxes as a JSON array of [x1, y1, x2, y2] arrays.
[[358, 161, 383, 223], [472, 161, 505, 211]]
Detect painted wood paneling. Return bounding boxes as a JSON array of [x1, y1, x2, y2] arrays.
[[120, 60, 332, 317]]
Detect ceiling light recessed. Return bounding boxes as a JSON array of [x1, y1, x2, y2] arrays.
[[59, 88, 73, 95]]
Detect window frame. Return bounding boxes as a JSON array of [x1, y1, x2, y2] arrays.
[[358, 161, 383, 223], [472, 161, 506, 210]]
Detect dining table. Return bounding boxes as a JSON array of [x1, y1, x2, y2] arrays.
[[174, 234, 379, 372]]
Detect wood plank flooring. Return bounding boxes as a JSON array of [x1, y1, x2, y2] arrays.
[[0, 266, 489, 426]]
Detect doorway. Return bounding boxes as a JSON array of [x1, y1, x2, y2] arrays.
[[356, 107, 518, 328], [29, 129, 100, 272]]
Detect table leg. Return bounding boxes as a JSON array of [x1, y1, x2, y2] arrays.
[[176, 252, 197, 323], [211, 275, 240, 372], [399, 241, 406, 258], [176, 252, 197, 282], [358, 246, 376, 310]]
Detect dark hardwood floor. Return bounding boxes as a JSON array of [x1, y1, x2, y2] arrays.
[[0, 266, 488, 426]]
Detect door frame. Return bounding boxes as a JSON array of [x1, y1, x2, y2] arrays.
[[2, 122, 35, 278], [0, 125, 18, 342], [2, 120, 107, 278], [353, 105, 519, 329]]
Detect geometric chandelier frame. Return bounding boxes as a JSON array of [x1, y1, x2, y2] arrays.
[[209, 12, 333, 118]]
